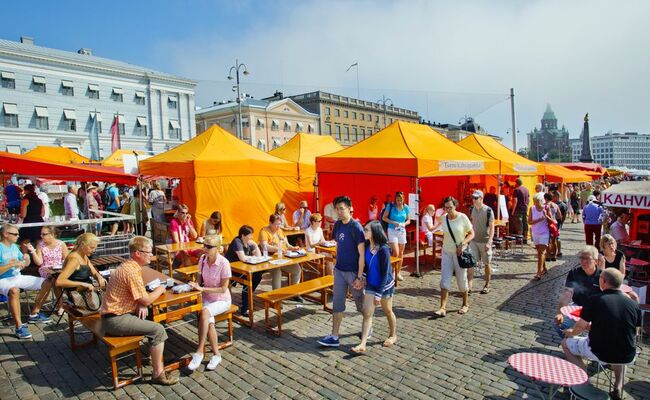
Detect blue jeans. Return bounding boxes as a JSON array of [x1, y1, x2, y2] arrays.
[[552, 315, 576, 339]]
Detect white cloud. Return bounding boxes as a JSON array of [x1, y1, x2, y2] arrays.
[[159, 0, 650, 148]]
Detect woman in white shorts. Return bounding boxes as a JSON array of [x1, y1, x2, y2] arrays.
[[528, 193, 553, 280], [187, 235, 231, 372], [382, 191, 410, 281], [435, 196, 474, 317]]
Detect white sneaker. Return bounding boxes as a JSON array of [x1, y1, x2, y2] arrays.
[[206, 354, 222, 370], [187, 353, 204, 371]]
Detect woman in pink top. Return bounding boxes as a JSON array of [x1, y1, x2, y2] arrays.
[[170, 204, 200, 267], [30, 226, 68, 314], [187, 235, 231, 372]]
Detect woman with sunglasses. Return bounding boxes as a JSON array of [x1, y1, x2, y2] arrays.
[[18, 184, 45, 244], [275, 202, 297, 230], [305, 213, 335, 275], [30, 226, 68, 314], [351, 220, 397, 353], [528, 193, 552, 280], [170, 204, 200, 267], [187, 235, 231, 372], [224, 225, 261, 317], [382, 191, 410, 281], [435, 196, 474, 317], [56, 233, 107, 293]]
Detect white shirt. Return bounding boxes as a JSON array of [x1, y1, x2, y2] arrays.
[[421, 213, 433, 233], [305, 226, 325, 252], [323, 203, 338, 229], [64, 192, 79, 219], [37, 191, 50, 220], [609, 220, 630, 243]]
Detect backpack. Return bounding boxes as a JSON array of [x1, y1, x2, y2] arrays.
[[470, 205, 492, 228], [379, 203, 394, 232], [101, 188, 112, 208]]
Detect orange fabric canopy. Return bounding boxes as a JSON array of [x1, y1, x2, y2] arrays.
[[139, 125, 300, 239], [558, 162, 606, 176], [543, 164, 592, 183], [316, 121, 499, 177], [457, 134, 543, 176], [24, 146, 91, 164], [0, 152, 137, 184]]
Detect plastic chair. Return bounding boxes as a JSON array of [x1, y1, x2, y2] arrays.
[[569, 383, 610, 399]]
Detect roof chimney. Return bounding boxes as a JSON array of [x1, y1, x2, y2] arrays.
[[20, 36, 34, 45], [77, 48, 92, 56]]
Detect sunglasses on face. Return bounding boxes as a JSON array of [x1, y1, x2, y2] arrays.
[[41, 232, 52, 237], [6, 231, 19, 236], [579, 256, 593, 260], [204, 244, 218, 249], [138, 250, 153, 255]]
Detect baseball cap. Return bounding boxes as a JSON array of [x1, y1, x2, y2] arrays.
[[588, 195, 596, 202], [472, 190, 484, 199]]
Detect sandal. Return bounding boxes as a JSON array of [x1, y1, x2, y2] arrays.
[[480, 286, 491, 294], [350, 345, 366, 354], [433, 309, 446, 318], [383, 337, 397, 347], [532, 274, 542, 281], [458, 306, 469, 315]]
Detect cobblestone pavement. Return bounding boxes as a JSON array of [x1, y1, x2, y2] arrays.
[[1, 223, 649, 399]]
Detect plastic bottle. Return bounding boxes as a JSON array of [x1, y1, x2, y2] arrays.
[[277, 246, 283, 259], [262, 243, 268, 258]]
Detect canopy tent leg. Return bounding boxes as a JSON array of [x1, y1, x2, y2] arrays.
[[314, 175, 320, 212], [497, 175, 501, 220], [412, 178, 422, 278]]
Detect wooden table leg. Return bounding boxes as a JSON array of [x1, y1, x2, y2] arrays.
[[247, 272, 254, 327], [167, 252, 174, 277]]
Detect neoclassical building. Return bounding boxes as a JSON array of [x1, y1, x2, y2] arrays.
[[0, 36, 196, 158]]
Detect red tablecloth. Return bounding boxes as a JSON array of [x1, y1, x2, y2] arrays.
[[507, 352, 588, 386], [560, 305, 583, 322]]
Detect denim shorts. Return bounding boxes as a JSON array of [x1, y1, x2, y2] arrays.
[[365, 287, 395, 299]]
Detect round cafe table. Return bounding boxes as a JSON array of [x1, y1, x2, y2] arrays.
[[560, 305, 583, 322], [507, 352, 588, 399]]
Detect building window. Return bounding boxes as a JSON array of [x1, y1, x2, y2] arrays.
[[112, 88, 123, 102], [256, 119, 265, 129], [1, 72, 16, 89], [168, 120, 180, 139], [361, 128, 366, 138], [168, 95, 178, 109], [135, 91, 145, 105], [115, 114, 126, 135], [32, 76, 46, 93], [335, 109, 340, 117], [296, 122, 304, 132], [284, 121, 291, 132], [367, 113, 372, 121], [360, 113, 364, 121], [89, 112, 102, 134], [335, 125, 341, 140], [375, 115, 379, 122], [257, 139, 266, 150], [61, 80, 74, 96], [136, 117, 148, 136], [325, 107, 331, 115], [352, 111, 357, 120], [63, 109, 76, 132], [308, 124, 315, 133], [326, 124, 332, 134], [343, 110, 349, 118], [353, 127, 358, 142], [88, 84, 100, 99], [344, 126, 350, 141], [3, 103, 18, 128], [34, 106, 49, 130], [271, 120, 279, 131]]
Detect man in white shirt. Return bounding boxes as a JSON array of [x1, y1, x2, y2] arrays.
[[35, 186, 50, 221], [64, 185, 79, 220], [323, 201, 338, 232]]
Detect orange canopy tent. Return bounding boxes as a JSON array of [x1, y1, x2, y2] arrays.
[[138, 125, 300, 239], [101, 149, 146, 167], [0, 152, 137, 184], [558, 162, 607, 177], [24, 146, 91, 164], [542, 163, 592, 183], [269, 132, 343, 207]]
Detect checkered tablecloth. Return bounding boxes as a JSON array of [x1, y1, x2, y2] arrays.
[[560, 305, 583, 322], [507, 352, 588, 386]]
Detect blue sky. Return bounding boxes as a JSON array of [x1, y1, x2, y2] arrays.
[[2, 0, 649, 149]]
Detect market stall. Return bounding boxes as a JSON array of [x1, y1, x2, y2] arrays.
[[24, 146, 92, 164]]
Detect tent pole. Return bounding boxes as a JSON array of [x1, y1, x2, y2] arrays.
[[413, 178, 422, 278], [497, 175, 501, 220], [314, 174, 320, 212]]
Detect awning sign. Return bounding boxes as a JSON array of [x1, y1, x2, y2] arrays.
[[514, 163, 538, 173], [601, 193, 650, 210], [439, 161, 484, 171]]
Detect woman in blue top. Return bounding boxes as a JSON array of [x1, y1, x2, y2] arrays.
[[382, 191, 410, 281], [351, 220, 397, 353]]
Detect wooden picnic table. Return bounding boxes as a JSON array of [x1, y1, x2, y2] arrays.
[[141, 266, 203, 324], [229, 252, 326, 327], [315, 244, 403, 286], [282, 228, 305, 238], [154, 240, 204, 277]]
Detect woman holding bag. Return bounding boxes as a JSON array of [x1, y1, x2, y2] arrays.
[[435, 196, 474, 317], [528, 193, 553, 280]]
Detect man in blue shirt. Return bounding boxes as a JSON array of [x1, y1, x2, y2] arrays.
[[582, 195, 603, 250], [0, 224, 52, 339], [104, 183, 121, 235], [318, 196, 365, 347]]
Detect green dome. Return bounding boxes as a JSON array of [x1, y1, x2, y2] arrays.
[[542, 104, 557, 121]]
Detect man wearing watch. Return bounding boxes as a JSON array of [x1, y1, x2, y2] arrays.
[[468, 190, 495, 295], [318, 196, 365, 348]]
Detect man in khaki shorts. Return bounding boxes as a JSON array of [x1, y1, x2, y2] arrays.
[[100, 236, 178, 385], [468, 190, 495, 294]]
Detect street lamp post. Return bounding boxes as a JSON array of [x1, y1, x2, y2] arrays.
[[378, 95, 393, 128], [228, 59, 250, 141]]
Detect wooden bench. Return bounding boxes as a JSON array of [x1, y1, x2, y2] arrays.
[[175, 264, 199, 282], [64, 306, 144, 389], [256, 276, 334, 336]]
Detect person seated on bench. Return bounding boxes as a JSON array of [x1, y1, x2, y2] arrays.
[[305, 213, 334, 275], [259, 214, 302, 293], [56, 233, 107, 297], [0, 223, 53, 339], [100, 236, 179, 386], [224, 225, 261, 317], [170, 204, 201, 268], [30, 225, 68, 315], [187, 235, 231, 372]]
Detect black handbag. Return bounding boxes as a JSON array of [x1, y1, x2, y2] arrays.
[[446, 216, 476, 269]]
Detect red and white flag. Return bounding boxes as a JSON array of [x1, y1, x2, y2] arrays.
[[110, 115, 121, 153]]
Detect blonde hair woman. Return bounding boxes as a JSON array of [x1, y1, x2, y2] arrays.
[[56, 233, 106, 292], [598, 234, 626, 275], [30, 226, 68, 315]]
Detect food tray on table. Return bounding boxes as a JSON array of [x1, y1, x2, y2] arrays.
[[243, 256, 271, 265], [285, 250, 307, 258], [269, 259, 291, 266]]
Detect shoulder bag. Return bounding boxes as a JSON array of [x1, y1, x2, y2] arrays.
[[446, 216, 476, 269]]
